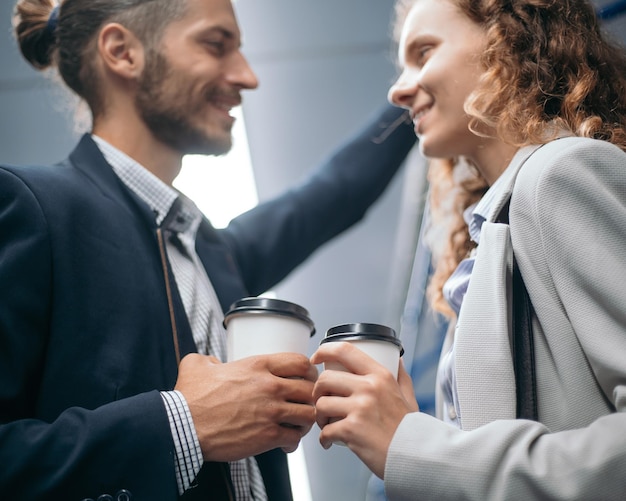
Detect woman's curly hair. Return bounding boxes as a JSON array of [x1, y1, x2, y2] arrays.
[[462, 0, 626, 148], [394, 0, 626, 317]]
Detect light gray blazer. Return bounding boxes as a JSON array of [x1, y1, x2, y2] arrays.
[[385, 137, 626, 500]]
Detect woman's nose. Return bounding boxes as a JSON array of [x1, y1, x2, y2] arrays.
[[388, 69, 419, 109]]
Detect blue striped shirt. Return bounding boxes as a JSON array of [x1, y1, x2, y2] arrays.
[[438, 160, 519, 427]]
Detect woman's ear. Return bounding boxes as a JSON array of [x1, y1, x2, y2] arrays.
[[97, 22, 145, 81]]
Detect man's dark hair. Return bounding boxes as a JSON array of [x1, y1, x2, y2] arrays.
[[14, 0, 188, 117]]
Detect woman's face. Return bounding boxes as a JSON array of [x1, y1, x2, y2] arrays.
[[388, 0, 488, 161]]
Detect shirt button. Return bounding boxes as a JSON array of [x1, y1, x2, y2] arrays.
[[97, 496, 114, 501], [448, 404, 457, 420]]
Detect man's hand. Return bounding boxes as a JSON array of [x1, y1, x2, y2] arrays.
[[174, 352, 318, 462]]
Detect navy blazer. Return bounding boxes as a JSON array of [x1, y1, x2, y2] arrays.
[[0, 105, 415, 500]]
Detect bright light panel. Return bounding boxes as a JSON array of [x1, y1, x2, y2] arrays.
[[288, 445, 313, 501]]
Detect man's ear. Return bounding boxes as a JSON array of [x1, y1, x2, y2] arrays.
[[97, 23, 145, 81]]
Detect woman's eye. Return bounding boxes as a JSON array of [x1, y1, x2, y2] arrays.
[[418, 46, 433, 63]]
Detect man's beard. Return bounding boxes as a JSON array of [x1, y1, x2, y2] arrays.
[[135, 51, 233, 156]]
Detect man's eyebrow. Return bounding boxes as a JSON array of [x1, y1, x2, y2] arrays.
[[199, 25, 242, 48], [201, 25, 237, 40]]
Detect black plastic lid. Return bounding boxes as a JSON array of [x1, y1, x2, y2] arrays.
[[320, 323, 403, 355], [223, 297, 316, 335]]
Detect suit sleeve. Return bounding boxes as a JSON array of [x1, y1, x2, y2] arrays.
[[385, 139, 626, 500], [0, 168, 179, 500], [220, 104, 417, 295]]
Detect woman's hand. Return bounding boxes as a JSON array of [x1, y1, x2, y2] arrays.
[[311, 342, 419, 479]]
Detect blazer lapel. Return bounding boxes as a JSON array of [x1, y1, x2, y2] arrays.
[[487, 145, 545, 222], [454, 145, 543, 429], [455, 222, 517, 429], [68, 134, 158, 231], [67, 134, 198, 363]]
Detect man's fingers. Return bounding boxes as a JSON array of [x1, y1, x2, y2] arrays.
[[285, 380, 316, 405], [265, 353, 319, 382], [277, 400, 316, 429]]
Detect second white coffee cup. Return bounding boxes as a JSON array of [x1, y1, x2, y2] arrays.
[[320, 322, 403, 377], [319, 323, 404, 445]]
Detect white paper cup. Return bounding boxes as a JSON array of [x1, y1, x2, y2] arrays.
[[223, 297, 316, 362], [319, 323, 403, 444], [320, 323, 403, 378]]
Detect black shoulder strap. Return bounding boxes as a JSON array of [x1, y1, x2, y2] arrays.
[[496, 200, 539, 421]]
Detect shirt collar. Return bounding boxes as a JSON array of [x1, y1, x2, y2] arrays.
[[467, 165, 511, 243], [467, 144, 540, 244], [91, 135, 203, 238], [468, 130, 575, 243]]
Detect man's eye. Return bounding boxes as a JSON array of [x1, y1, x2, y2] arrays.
[[205, 41, 225, 53]]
